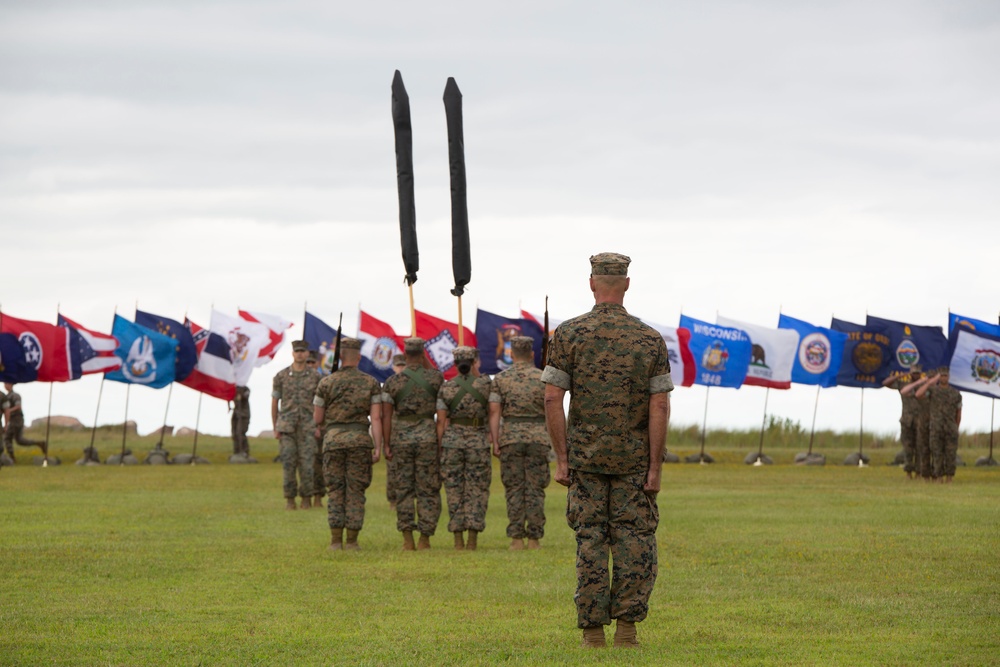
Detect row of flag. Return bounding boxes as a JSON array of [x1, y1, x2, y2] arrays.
[[3, 306, 999, 402], [0, 310, 292, 400]]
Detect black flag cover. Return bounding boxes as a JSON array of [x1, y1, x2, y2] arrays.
[[392, 70, 419, 286], [443, 77, 470, 297]]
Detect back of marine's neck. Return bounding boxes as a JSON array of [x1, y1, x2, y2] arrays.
[[593, 295, 625, 306]]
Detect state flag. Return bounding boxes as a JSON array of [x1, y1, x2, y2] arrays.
[[948, 313, 1000, 338], [475, 308, 544, 374], [777, 314, 847, 387], [0, 313, 71, 382], [0, 333, 32, 383], [358, 310, 403, 382], [57, 314, 122, 379], [866, 315, 948, 374], [239, 310, 293, 367], [716, 315, 797, 390], [304, 311, 340, 375], [830, 318, 892, 388], [415, 310, 477, 379], [947, 325, 1000, 399], [210, 310, 270, 386], [679, 315, 752, 389], [135, 310, 197, 381], [105, 316, 178, 388], [640, 318, 695, 387], [181, 318, 236, 400]]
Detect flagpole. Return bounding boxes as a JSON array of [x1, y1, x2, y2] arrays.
[[88, 375, 106, 455], [119, 384, 131, 465], [457, 296, 464, 346], [190, 392, 203, 465], [42, 383, 53, 465], [157, 382, 173, 449], [752, 387, 770, 465], [697, 387, 710, 463], [409, 285, 416, 337], [807, 385, 820, 455]]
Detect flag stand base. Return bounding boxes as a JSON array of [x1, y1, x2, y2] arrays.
[[744, 452, 773, 465], [794, 452, 826, 466], [843, 451, 870, 466], [33, 456, 61, 466], [173, 453, 210, 465], [684, 453, 715, 464], [975, 456, 998, 467]]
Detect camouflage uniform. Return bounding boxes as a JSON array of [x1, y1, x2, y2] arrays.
[[542, 290, 673, 629], [231, 386, 251, 456], [273, 365, 320, 499], [888, 377, 919, 474], [491, 356, 551, 540], [925, 382, 962, 478], [314, 366, 382, 531], [2, 389, 45, 459], [914, 394, 932, 479], [310, 358, 327, 499], [438, 357, 493, 534], [383, 358, 445, 536], [384, 354, 407, 507]]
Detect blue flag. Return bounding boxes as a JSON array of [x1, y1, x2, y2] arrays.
[[777, 314, 847, 388], [830, 318, 891, 388], [679, 315, 752, 388], [474, 309, 545, 374], [866, 315, 948, 374], [304, 311, 339, 375], [105, 316, 178, 388], [135, 309, 197, 381], [949, 312, 1000, 338], [0, 332, 33, 383]]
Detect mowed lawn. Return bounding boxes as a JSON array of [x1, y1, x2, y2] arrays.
[[1, 432, 998, 666]]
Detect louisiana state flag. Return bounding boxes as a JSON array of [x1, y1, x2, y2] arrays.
[[105, 316, 178, 389]]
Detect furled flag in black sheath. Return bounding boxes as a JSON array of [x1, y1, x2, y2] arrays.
[[392, 70, 419, 286], [443, 77, 470, 297]]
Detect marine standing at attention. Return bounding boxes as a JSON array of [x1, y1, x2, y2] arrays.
[[381, 338, 445, 550], [489, 335, 551, 550], [436, 346, 494, 551], [312, 338, 383, 550], [541, 252, 673, 649], [272, 340, 320, 509], [384, 353, 408, 511]]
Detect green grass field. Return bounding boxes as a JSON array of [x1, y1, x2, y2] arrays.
[[2, 428, 998, 666]]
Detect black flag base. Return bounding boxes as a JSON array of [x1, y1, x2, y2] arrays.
[[0, 452, 13, 467], [794, 452, 826, 465], [684, 452, 715, 464], [32, 455, 61, 466], [744, 452, 774, 465], [663, 451, 680, 464], [144, 445, 172, 465], [890, 449, 906, 466], [842, 451, 870, 466], [228, 452, 259, 464], [76, 447, 102, 466], [976, 456, 998, 466], [173, 453, 210, 465], [107, 448, 140, 465]]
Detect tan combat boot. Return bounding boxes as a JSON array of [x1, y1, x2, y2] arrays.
[[465, 530, 478, 551], [329, 527, 343, 551], [345, 529, 360, 550], [402, 530, 416, 551], [314, 494, 325, 507], [417, 534, 431, 550], [300, 496, 312, 510], [581, 626, 606, 648], [527, 538, 541, 550], [612, 620, 639, 648], [285, 498, 297, 511], [509, 538, 525, 551], [453, 532, 465, 550]]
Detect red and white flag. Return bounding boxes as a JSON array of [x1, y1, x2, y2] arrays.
[[1, 313, 72, 382], [57, 313, 122, 377], [640, 318, 696, 387], [210, 310, 270, 387], [358, 310, 404, 382], [716, 315, 797, 390], [238, 309, 292, 367], [182, 318, 236, 400]]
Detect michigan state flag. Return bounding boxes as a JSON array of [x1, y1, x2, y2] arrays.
[[105, 316, 178, 388], [679, 315, 752, 389], [830, 318, 891, 388], [475, 309, 544, 374], [866, 315, 948, 374], [778, 314, 847, 387]]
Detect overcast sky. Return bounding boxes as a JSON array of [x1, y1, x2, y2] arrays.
[[2, 1, 998, 446]]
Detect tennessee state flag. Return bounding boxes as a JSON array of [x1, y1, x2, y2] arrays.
[[415, 310, 477, 379], [0, 313, 71, 382]]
